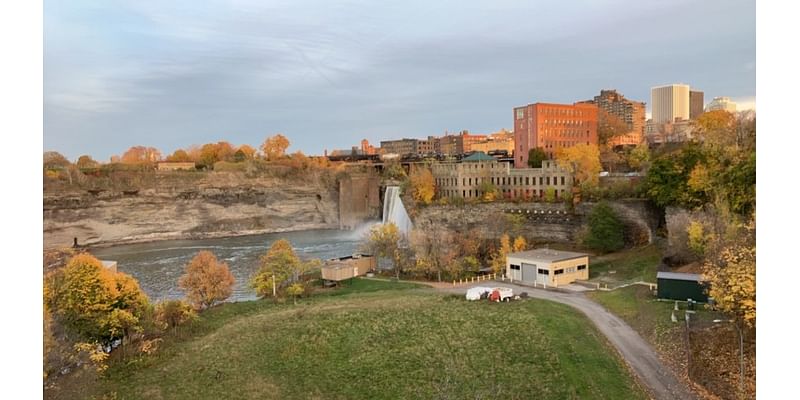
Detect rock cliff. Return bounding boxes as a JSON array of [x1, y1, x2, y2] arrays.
[[43, 171, 340, 248]]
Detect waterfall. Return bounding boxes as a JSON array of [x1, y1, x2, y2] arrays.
[[382, 186, 413, 236]]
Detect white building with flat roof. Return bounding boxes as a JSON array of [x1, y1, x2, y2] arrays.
[[651, 84, 690, 124], [506, 248, 589, 287], [705, 96, 738, 113]]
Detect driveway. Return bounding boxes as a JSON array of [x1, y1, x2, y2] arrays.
[[440, 282, 697, 400]]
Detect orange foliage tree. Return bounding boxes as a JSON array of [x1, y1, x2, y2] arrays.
[[166, 149, 193, 162], [178, 251, 236, 310], [121, 146, 162, 163], [260, 134, 290, 161], [555, 143, 601, 188], [409, 166, 436, 205]]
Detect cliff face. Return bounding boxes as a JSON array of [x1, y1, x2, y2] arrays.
[[43, 171, 340, 248]]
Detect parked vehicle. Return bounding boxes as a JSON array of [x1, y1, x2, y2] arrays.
[[465, 286, 492, 301], [489, 287, 514, 302]]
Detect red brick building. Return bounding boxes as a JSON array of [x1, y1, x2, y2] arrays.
[[513, 102, 598, 168]]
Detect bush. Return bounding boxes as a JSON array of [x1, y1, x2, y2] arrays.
[[584, 202, 625, 253], [154, 300, 197, 331]]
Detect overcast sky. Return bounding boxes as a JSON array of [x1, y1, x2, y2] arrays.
[[44, 0, 755, 161]]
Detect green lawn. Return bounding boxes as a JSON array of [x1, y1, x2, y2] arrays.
[[84, 282, 646, 400], [589, 244, 662, 283]]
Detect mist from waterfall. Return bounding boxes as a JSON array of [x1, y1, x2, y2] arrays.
[[382, 186, 413, 236]]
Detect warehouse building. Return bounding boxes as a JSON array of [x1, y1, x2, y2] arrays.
[[506, 248, 589, 287], [321, 254, 376, 282], [656, 272, 708, 302]]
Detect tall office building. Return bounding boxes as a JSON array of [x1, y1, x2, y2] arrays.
[[580, 89, 646, 147], [513, 102, 598, 168], [651, 84, 690, 124], [690, 90, 705, 119]]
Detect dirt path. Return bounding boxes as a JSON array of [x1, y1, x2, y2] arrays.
[[440, 282, 697, 400]]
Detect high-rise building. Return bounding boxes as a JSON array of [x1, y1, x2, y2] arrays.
[[651, 84, 690, 124], [513, 102, 598, 168], [690, 90, 705, 119], [580, 89, 645, 147], [705, 96, 738, 113]]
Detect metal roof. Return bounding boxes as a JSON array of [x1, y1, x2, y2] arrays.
[[657, 271, 704, 282], [461, 152, 495, 162], [506, 248, 589, 263]]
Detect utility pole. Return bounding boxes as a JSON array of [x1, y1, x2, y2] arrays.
[[272, 275, 276, 297], [685, 311, 691, 379]]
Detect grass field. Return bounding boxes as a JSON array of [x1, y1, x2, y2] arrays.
[[70, 280, 649, 400], [589, 244, 662, 284]]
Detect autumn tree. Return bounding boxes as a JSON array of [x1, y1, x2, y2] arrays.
[[121, 146, 162, 163], [479, 180, 500, 201], [286, 283, 305, 305], [250, 239, 319, 298], [704, 243, 756, 327], [178, 251, 236, 310], [555, 143, 601, 188], [166, 149, 193, 162], [237, 144, 257, 159], [584, 201, 624, 253], [489, 234, 513, 274], [598, 109, 631, 146], [409, 166, 436, 205], [154, 300, 197, 332], [410, 227, 457, 282], [626, 141, 651, 171], [365, 223, 405, 279], [527, 147, 547, 168], [694, 110, 737, 149], [261, 134, 290, 161], [76, 155, 98, 169], [44, 253, 149, 345], [513, 236, 527, 252], [198, 141, 235, 168], [43, 151, 71, 169]]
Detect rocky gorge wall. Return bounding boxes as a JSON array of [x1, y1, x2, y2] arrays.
[[412, 199, 662, 246], [43, 170, 341, 249]]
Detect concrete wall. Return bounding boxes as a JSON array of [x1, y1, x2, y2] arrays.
[[338, 171, 381, 230]]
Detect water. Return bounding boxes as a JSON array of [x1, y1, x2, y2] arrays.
[[382, 186, 413, 236], [90, 229, 366, 302]]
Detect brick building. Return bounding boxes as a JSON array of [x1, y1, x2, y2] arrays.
[[690, 90, 705, 120], [432, 153, 573, 201], [513, 102, 598, 167], [580, 90, 645, 147]]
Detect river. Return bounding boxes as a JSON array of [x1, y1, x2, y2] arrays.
[[90, 228, 371, 302]]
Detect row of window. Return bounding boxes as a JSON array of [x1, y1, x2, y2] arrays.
[[508, 264, 588, 274], [439, 188, 567, 199], [436, 175, 569, 188]]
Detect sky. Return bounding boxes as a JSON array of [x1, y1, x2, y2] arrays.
[[44, 0, 756, 161]]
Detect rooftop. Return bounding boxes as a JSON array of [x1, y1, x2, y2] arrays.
[[462, 152, 496, 162], [656, 271, 704, 282], [506, 248, 589, 263]]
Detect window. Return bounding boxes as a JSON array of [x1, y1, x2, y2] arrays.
[[546, 177, 550, 185], [566, 267, 576, 273], [560, 176, 565, 185], [577, 265, 587, 271], [510, 264, 521, 270], [516, 109, 524, 120], [537, 268, 549, 275], [554, 269, 564, 275], [539, 177, 543, 185]]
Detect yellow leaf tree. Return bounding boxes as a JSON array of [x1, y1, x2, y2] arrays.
[[555, 143, 601, 188], [260, 134, 290, 161], [513, 236, 527, 252], [365, 223, 405, 279], [178, 251, 236, 310], [489, 234, 513, 274], [250, 239, 318, 298], [703, 244, 756, 327], [409, 166, 436, 205]]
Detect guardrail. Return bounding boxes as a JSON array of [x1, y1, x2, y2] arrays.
[[452, 273, 498, 286]]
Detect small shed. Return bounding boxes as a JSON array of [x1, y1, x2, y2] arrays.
[[321, 254, 376, 282], [100, 260, 118, 273], [656, 272, 708, 302]]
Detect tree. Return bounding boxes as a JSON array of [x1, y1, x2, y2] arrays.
[[544, 187, 556, 203], [555, 143, 601, 188], [512, 236, 527, 252], [166, 149, 192, 162], [489, 234, 513, 274], [199, 142, 235, 167], [43, 151, 71, 169], [642, 143, 707, 209], [154, 300, 197, 331], [703, 243, 756, 327], [261, 134, 290, 161], [237, 144, 257, 159], [626, 142, 651, 171], [121, 146, 161, 163], [178, 251, 235, 310], [479, 180, 500, 202], [687, 220, 712, 257], [76, 155, 98, 169], [409, 166, 435, 205], [694, 110, 737, 148], [365, 223, 404, 279], [597, 109, 631, 146], [584, 202, 624, 253], [410, 227, 457, 282], [286, 283, 305, 305], [250, 239, 317, 298], [44, 253, 149, 345], [527, 147, 547, 168]]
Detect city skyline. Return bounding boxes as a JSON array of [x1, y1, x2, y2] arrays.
[[45, 0, 755, 160]]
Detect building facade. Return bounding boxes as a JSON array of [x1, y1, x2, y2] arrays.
[[513, 102, 598, 168], [432, 156, 574, 201], [705, 96, 738, 112], [581, 89, 645, 147], [380, 139, 419, 156], [690, 90, 705, 120], [506, 249, 589, 287], [651, 84, 690, 124]]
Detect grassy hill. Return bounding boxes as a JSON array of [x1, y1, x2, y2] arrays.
[[69, 280, 647, 399]]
